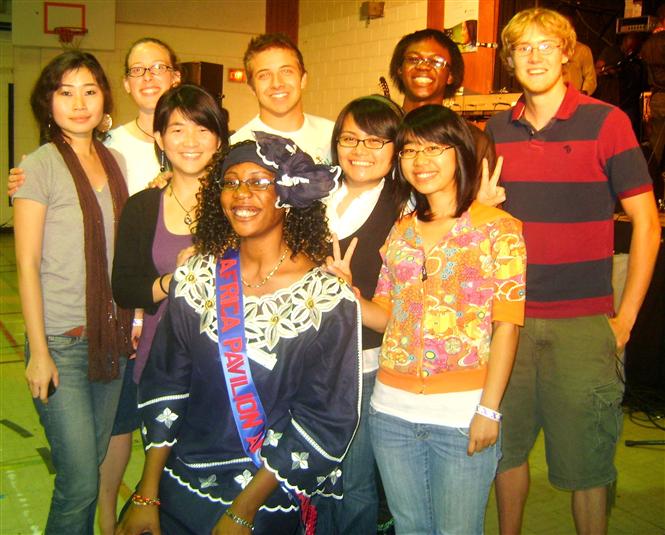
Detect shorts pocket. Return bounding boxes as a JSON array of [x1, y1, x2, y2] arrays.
[[592, 381, 623, 450], [599, 315, 617, 348]]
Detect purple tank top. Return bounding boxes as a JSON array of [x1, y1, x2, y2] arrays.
[[134, 192, 192, 383]]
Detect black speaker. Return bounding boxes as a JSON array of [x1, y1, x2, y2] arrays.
[[180, 62, 224, 103]]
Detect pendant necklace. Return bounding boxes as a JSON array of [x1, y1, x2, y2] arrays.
[[169, 184, 195, 225], [241, 249, 289, 288], [135, 118, 154, 140]]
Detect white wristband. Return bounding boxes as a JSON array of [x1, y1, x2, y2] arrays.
[[132, 318, 144, 327], [476, 404, 502, 422]]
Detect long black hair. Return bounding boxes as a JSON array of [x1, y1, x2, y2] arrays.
[[396, 105, 478, 220]]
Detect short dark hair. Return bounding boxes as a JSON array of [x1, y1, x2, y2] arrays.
[[124, 37, 179, 74], [331, 95, 404, 164], [30, 51, 113, 144], [390, 29, 464, 99], [243, 33, 305, 85], [395, 105, 478, 220], [153, 84, 228, 143]]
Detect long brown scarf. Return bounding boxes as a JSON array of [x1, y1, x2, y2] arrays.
[[54, 136, 133, 382]]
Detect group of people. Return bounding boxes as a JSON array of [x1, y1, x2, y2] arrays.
[[10, 6, 661, 535]]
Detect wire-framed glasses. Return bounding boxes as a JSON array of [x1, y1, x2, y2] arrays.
[[511, 41, 561, 57], [398, 145, 455, 159], [126, 64, 174, 78], [402, 56, 449, 70]]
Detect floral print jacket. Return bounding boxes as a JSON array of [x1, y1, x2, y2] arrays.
[[373, 201, 526, 395]]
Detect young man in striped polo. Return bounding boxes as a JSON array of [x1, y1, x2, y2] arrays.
[[486, 8, 660, 535]]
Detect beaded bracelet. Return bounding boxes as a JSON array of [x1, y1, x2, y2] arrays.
[[476, 404, 502, 422], [158, 274, 169, 294], [224, 508, 254, 529], [130, 492, 161, 507]]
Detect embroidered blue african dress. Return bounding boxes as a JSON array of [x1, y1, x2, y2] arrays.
[[138, 254, 362, 533]]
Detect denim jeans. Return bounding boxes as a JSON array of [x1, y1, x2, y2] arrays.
[[369, 408, 500, 535], [317, 371, 379, 534], [28, 335, 124, 535]]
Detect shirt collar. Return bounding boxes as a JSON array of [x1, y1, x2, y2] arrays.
[[511, 83, 581, 123]]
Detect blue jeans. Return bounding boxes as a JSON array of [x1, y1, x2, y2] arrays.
[[28, 335, 124, 535], [315, 371, 379, 534], [370, 408, 500, 535]]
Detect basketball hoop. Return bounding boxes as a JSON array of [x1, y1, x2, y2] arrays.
[[54, 26, 88, 49]]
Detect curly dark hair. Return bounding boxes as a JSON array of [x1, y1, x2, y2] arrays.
[[389, 29, 464, 99], [194, 143, 331, 264]]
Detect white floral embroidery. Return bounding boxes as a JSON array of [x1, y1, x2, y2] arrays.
[[316, 476, 326, 485], [234, 469, 254, 489], [199, 474, 219, 489], [291, 451, 309, 470], [174, 256, 354, 370], [156, 407, 178, 429], [328, 468, 342, 485], [264, 429, 282, 447], [141, 425, 148, 436]]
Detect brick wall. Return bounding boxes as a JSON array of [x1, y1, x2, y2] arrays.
[[299, 0, 428, 121]]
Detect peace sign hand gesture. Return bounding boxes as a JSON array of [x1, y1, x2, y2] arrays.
[[325, 235, 358, 288], [477, 156, 505, 207]]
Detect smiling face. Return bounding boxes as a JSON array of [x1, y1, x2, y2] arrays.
[[221, 162, 285, 240], [508, 24, 568, 97], [398, 38, 453, 108], [123, 41, 180, 114], [51, 67, 104, 141], [154, 109, 220, 180], [399, 137, 457, 199], [336, 114, 394, 188], [248, 47, 306, 123]]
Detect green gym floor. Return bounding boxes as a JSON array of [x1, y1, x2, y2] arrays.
[[0, 231, 663, 534]]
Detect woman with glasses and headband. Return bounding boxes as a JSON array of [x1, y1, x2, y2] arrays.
[[327, 105, 526, 534], [117, 133, 361, 535]]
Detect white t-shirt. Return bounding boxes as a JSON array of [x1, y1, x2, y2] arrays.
[[230, 114, 334, 164], [105, 124, 160, 195]]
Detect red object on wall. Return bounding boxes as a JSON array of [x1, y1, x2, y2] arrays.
[[266, 0, 299, 44]]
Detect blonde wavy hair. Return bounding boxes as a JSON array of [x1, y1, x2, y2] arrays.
[[499, 8, 576, 73]]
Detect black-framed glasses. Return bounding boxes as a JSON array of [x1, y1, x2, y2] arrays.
[[337, 136, 392, 150], [220, 177, 275, 191], [511, 41, 561, 57], [402, 56, 449, 70], [398, 145, 455, 159], [126, 64, 174, 78]]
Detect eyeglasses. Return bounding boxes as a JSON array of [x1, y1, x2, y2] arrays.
[[511, 41, 561, 57], [126, 64, 174, 78], [402, 56, 449, 70], [337, 136, 392, 150], [398, 145, 455, 159], [220, 177, 275, 191]]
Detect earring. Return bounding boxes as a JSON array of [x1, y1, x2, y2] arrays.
[[99, 113, 113, 133], [160, 150, 167, 173]]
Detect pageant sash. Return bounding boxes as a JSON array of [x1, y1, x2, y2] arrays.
[[215, 250, 318, 534], [215, 249, 266, 466]]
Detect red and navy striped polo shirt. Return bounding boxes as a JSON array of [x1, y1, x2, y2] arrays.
[[486, 85, 653, 318]]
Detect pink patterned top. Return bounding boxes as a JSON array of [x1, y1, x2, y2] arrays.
[[373, 201, 526, 395]]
